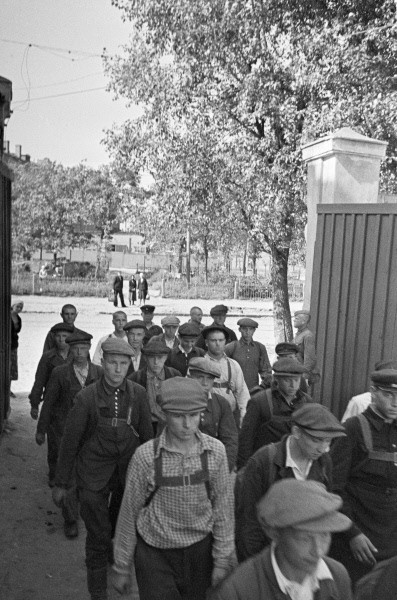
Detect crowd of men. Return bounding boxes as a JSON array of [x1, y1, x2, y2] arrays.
[[27, 301, 397, 599]]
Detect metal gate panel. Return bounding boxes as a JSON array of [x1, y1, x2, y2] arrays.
[[310, 204, 397, 418]]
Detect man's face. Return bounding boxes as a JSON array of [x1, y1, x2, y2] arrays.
[[180, 336, 198, 353], [239, 326, 255, 343], [163, 325, 178, 339], [276, 375, 301, 400], [206, 331, 226, 357], [372, 386, 397, 420], [113, 313, 127, 333], [165, 410, 201, 443], [69, 343, 91, 365], [127, 328, 145, 350], [61, 308, 77, 325], [53, 331, 70, 351], [102, 353, 130, 386], [292, 426, 332, 460], [141, 311, 153, 325], [190, 309, 203, 324], [275, 528, 331, 578], [212, 314, 226, 326], [147, 354, 168, 375], [293, 314, 309, 329], [189, 371, 215, 395]]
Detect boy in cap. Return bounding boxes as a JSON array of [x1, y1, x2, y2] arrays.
[[52, 338, 153, 600], [92, 311, 128, 365], [236, 403, 345, 562], [123, 319, 148, 375], [237, 357, 314, 468], [188, 357, 238, 471], [330, 368, 397, 583], [165, 322, 206, 376], [212, 479, 352, 600], [42, 303, 81, 353], [293, 309, 320, 392], [112, 377, 235, 600], [35, 330, 102, 538], [225, 318, 271, 390], [196, 305, 237, 349], [140, 304, 163, 344], [150, 315, 180, 349]]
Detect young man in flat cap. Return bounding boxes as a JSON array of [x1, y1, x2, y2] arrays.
[[129, 340, 181, 434], [42, 303, 81, 353], [52, 338, 153, 600], [112, 377, 235, 600], [140, 304, 163, 345], [92, 311, 128, 365], [188, 357, 238, 472], [196, 305, 237, 349], [237, 357, 313, 469], [236, 403, 345, 562], [165, 322, 206, 376], [225, 318, 271, 391], [274, 341, 308, 393], [330, 368, 397, 584], [123, 319, 147, 375], [293, 309, 320, 393], [212, 479, 352, 600], [150, 315, 180, 349], [35, 330, 102, 538]]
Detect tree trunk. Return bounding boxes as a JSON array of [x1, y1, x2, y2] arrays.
[[203, 235, 209, 284], [271, 244, 293, 343], [186, 227, 191, 286]]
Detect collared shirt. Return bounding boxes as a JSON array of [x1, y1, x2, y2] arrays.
[[342, 391, 371, 422], [293, 327, 317, 375], [73, 363, 89, 388], [225, 338, 271, 390], [285, 435, 313, 480], [207, 353, 250, 422], [113, 429, 234, 576], [92, 332, 128, 366], [146, 369, 166, 421], [132, 350, 142, 373], [271, 543, 333, 600]]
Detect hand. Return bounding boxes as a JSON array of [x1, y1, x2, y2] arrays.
[[52, 486, 67, 507], [211, 566, 229, 586], [30, 407, 39, 420], [112, 572, 131, 595], [350, 533, 378, 564], [35, 432, 45, 445]]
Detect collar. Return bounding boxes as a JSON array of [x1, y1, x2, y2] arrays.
[[155, 427, 212, 457], [366, 405, 397, 429], [239, 338, 255, 347], [206, 352, 226, 363], [147, 369, 165, 381], [271, 543, 333, 600], [285, 436, 312, 480]]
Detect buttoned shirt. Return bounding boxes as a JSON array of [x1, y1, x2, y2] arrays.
[[285, 435, 313, 480], [131, 350, 143, 373], [113, 429, 234, 576], [146, 370, 166, 422], [207, 353, 250, 422], [92, 332, 129, 366], [225, 338, 271, 390], [73, 363, 89, 388]]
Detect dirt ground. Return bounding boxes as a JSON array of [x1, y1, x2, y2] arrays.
[[0, 293, 302, 600]]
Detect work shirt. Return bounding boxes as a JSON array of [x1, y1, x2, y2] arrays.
[[293, 326, 318, 381], [225, 338, 271, 390], [150, 332, 179, 350], [207, 354, 250, 423], [200, 391, 239, 472], [92, 332, 128, 365], [113, 429, 234, 576], [165, 345, 206, 376], [29, 348, 70, 409]]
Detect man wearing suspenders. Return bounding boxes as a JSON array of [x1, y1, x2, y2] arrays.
[[112, 377, 235, 600], [331, 368, 397, 584]]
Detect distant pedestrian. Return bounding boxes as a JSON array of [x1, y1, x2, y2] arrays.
[[128, 274, 137, 305], [113, 271, 126, 308], [138, 272, 148, 306], [10, 298, 24, 397]]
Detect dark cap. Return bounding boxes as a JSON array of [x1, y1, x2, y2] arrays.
[[293, 404, 346, 439], [237, 318, 258, 328], [257, 480, 351, 532], [159, 377, 207, 413], [201, 324, 228, 339], [371, 369, 397, 390], [50, 322, 74, 334], [210, 304, 228, 316], [141, 340, 170, 356], [275, 342, 299, 356], [65, 330, 93, 345], [178, 322, 201, 338], [102, 338, 135, 357], [188, 357, 221, 378], [124, 319, 146, 331], [140, 305, 156, 314], [272, 357, 305, 377]]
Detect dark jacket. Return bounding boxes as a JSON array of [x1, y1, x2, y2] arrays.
[[42, 325, 84, 354], [113, 275, 124, 292], [237, 384, 313, 469], [200, 392, 238, 471], [210, 546, 352, 600], [126, 353, 148, 377], [195, 323, 237, 350], [138, 278, 148, 292], [11, 314, 22, 349], [236, 435, 332, 562], [165, 345, 206, 376], [128, 366, 182, 388], [149, 332, 179, 349], [143, 324, 163, 346], [29, 348, 70, 409]]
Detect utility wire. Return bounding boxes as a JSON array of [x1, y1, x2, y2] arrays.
[[0, 38, 104, 59], [13, 71, 105, 91], [12, 86, 106, 104]]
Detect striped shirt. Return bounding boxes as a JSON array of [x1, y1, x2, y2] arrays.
[[113, 429, 234, 576]]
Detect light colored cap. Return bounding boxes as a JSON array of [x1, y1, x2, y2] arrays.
[[102, 338, 135, 357], [188, 357, 221, 378], [161, 315, 180, 326], [159, 377, 208, 413]]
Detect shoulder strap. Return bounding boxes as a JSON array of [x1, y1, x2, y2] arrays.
[[266, 443, 277, 486], [357, 413, 397, 463]]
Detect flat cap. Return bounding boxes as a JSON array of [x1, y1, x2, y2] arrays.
[[65, 330, 92, 345], [50, 322, 74, 334], [371, 369, 397, 390], [188, 357, 221, 378], [201, 324, 228, 339], [210, 304, 228, 316], [161, 315, 180, 326], [293, 404, 346, 439], [294, 309, 311, 317], [257, 480, 351, 532], [159, 377, 207, 413], [374, 359, 397, 371], [237, 318, 258, 328], [124, 319, 146, 331], [140, 305, 155, 314], [275, 342, 299, 356], [141, 340, 170, 356], [178, 322, 201, 337], [272, 357, 305, 376], [102, 338, 135, 357]]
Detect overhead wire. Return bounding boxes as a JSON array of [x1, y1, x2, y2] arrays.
[[12, 86, 107, 105]]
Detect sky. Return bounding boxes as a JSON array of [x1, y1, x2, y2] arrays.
[[1, 0, 140, 167]]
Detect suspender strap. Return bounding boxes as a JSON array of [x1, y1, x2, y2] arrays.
[[357, 413, 397, 463], [212, 359, 233, 394]]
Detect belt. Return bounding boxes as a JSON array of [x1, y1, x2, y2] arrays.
[[97, 416, 128, 428]]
